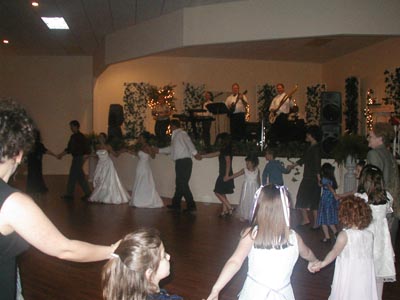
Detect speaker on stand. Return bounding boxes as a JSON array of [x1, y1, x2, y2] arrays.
[[108, 104, 124, 144], [320, 92, 341, 155]]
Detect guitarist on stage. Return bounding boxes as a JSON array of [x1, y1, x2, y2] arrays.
[[268, 83, 295, 145], [225, 83, 248, 141]]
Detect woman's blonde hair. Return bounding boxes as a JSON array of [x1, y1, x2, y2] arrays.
[[249, 185, 291, 249], [102, 228, 162, 300]]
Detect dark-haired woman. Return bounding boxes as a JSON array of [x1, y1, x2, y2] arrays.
[[0, 99, 118, 299], [289, 125, 322, 228], [202, 133, 235, 217], [26, 129, 57, 196], [129, 131, 164, 208]]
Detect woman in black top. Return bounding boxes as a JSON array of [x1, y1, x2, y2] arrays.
[[0, 99, 118, 299]]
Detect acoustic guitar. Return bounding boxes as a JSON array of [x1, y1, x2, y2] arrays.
[[268, 85, 298, 124]]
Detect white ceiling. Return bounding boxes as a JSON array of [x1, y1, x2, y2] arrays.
[[0, 0, 393, 63]]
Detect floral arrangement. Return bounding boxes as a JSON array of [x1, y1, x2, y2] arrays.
[[182, 82, 205, 113], [344, 77, 359, 134], [305, 84, 326, 124], [123, 83, 177, 139], [257, 83, 276, 122], [384, 67, 400, 115], [123, 82, 152, 139]]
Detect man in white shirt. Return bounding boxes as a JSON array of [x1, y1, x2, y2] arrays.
[[225, 83, 248, 141], [157, 119, 202, 213], [268, 83, 292, 145]]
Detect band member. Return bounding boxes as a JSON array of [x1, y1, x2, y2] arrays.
[[225, 83, 248, 141], [269, 83, 294, 145], [152, 95, 172, 145]]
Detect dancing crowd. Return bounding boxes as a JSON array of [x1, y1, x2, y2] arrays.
[[0, 98, 398, 300]]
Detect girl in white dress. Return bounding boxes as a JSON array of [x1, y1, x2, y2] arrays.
[[129, 132, 164, 208], [356, 164, 396, 300], [229, 153, 260, 222], [310, 195, 378, 300], [89, 133, 129, 204], [206, 185, 318, 300]]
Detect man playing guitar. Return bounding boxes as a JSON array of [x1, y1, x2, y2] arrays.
[[268, 83, 297, 145], [225, 83, 248, 141]]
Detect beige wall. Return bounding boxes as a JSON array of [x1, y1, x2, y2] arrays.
[[0, 56, 93, 174], [93, 56, 322, 134], [322, 38, 400, 134]]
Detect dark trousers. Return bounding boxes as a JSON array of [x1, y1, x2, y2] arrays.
[[171, 158, 196, 209], [269, 113, 289, 145], [229, 112, 245, 141], [66, 156, 91, 197]]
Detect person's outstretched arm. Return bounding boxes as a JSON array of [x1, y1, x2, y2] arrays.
[[1, 192, 118, 262], [206, 230, 253, 300], [296, 233, 319, 273]]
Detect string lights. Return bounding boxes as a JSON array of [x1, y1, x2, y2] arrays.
[[364, 89, 375, 131]]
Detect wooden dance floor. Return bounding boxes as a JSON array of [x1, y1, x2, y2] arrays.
[[13, 176, 400, 300]]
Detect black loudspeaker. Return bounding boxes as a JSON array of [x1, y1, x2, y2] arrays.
[[108, 104, 124, 140], [108, 104, 124, 127], [245, 122, 261, 141], [320, 92, 341, 124], [321, 124, 341, 155]]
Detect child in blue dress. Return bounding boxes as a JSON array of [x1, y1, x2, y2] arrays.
[[317, 162, 339, 242], [102, 228, 182, 300]]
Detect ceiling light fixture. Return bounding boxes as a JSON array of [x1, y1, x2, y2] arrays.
[[32, 2, 39, 7], [41, 17, 69, 30], [3, 39, 9, 44]]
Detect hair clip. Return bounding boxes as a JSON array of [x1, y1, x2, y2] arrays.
[[110, 253, 119, 259], [354, 192, 369, 203]]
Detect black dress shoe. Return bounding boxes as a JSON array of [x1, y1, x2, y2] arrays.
[[183, 207, 196, 213], [81, 194, 91, 201], [167, 204, 181, 210]]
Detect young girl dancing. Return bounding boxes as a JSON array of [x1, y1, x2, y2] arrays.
[[89, 132, 129, 204], [229, 153, 260, 222], [102, 228, 182, 300], [317, 163, 339, 242], [206, 184, 318, 300], [311, 195, 377, 299], [201, 133, 235, 217], [357, 164, 396, 300]]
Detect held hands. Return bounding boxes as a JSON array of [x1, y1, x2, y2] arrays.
[[308, 260, 322, 273], [194, 153, 202, 161]]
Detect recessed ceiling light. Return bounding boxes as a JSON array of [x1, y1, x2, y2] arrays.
[[32, 2, 39, 7], [3, 40, 9, 44], [41, 17, 69, 30]]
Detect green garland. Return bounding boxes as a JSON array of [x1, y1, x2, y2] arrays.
[[305, 84, 326, 124], [123, 82, 152, 139], [384, 67, 400, 115], [344, 76, 359, 134], [182, 82, 205, 113]]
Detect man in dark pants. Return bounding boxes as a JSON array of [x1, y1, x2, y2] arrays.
[[225, 83, 248, 141], [57, 120, 91, 200], [156, 119, 202, 213]]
